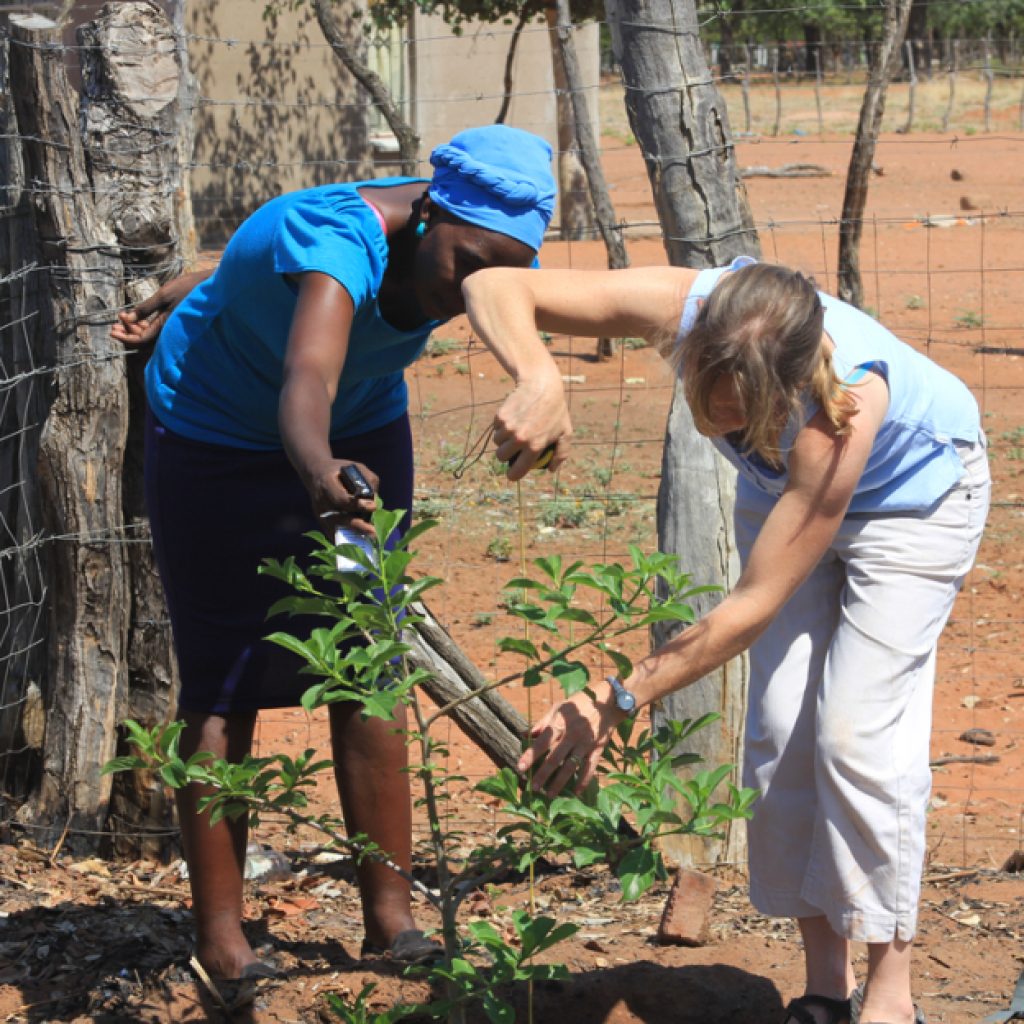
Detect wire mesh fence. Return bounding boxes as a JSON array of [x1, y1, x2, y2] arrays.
[[1, 2, 1022, 878]]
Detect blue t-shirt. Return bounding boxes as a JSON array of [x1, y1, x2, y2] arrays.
[[146, 178, 439, 449], [679, 258, 982, 514]]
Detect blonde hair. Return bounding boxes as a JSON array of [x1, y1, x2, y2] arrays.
[[675, 262, 855, 464]]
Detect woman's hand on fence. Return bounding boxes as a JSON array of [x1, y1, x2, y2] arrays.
[[518, 680, 624, 796], [111, 269, 212, 346]]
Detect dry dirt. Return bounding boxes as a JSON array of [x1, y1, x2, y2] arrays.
[[2, 97, 1024, 1023]]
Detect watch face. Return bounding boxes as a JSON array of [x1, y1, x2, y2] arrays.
[[616, 690, 637, 712]]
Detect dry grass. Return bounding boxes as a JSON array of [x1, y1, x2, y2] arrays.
[[600, 71, 1024, 140]]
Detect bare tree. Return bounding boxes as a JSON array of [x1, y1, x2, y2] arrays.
[[837, 0, 912, 307]]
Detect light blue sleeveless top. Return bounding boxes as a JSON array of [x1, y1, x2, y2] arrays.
[[678, 257, 981, 514]]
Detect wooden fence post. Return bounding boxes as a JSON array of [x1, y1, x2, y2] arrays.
[[78, 0, 194, 858], [605, 0, 760, 869], [741, 44, 752, 134], [7, 12, 129, 850], [772, 51, 782, 136], [941, 39, 957, 133], [902, 39, 917, 133], [983, 37, 994, 133]]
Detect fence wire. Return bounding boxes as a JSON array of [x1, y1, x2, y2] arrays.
[[0, 9, 1022, 877]]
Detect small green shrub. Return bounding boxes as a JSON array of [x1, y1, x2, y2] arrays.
[[485, 534, 513, 562], [427, 337, 462, 357], [955, 309, 984, 328]]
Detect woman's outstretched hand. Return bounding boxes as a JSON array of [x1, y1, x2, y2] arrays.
[[518, 680, 625, 796], [493, 374, 572, 481], [111, 269, 212, 346]]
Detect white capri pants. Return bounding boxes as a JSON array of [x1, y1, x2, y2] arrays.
[[737, 438, 990, 943]]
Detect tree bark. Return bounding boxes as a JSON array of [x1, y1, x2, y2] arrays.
[[408, 603, 527, 771], [8, 12, 129, 851], [837, 0, 912, 307], [551, 0, 627, 360], [496, 3, 536, 125], [78, 0, 193, 859], [605, 0, 760, 867], [545, 4, 596, 244]]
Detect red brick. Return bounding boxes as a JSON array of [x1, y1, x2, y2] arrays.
[[656, 868, 717, 947]]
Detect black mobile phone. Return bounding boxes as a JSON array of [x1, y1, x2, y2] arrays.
[[339, 464, 374, 500]]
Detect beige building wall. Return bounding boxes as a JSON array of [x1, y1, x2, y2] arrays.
[[403, 13, 601, 168], [21, 1, 600, 246], [183, 3, 600, 246], [186, 1, 372, 246]]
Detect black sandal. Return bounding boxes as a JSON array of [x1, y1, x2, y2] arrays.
[[782, 994, 852, 1024], [190, 954, 284, 1013], [360, 928, 443, 965]]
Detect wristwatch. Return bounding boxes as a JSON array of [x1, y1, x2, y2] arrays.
[[606, 674, 637, 715]]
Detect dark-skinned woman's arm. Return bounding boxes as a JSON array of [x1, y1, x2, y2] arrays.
[[279, 272, 376, 530]]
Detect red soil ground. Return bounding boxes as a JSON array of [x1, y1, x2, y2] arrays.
[[2, 126, 1022, 1023]]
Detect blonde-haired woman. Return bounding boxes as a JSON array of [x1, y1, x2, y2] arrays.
[[463, 257, 989, 1024]]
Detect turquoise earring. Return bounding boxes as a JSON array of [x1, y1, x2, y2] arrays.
[[415, 221, 427, 238]]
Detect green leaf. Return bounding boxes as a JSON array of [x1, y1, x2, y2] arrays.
[[550, 658, 589, 696], [600, 647, 633, 679], [502, 576, 548, 592], [482, 992, 515, 1024], [571, 842, 608, 868], [617, 845, 659, 901], [643, 604, 695, 624], [158, 761, 188, 790], [554, 605, 598, 626], [497, 636, 539, 659], [102, 755, 145, 775]]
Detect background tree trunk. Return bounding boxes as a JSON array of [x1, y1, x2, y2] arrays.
[[312, 0, 420, 174], [837, 0, 912, 307], [545, 5, 595, 244], [551, 0, 628, 360], [8, 12, 129, 851], [605, 0, 760, 868]]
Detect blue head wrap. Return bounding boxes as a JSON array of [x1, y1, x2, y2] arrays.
[[428, 125, 556, 253]]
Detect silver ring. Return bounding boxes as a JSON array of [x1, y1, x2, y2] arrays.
[[567, 753, 582, 767]]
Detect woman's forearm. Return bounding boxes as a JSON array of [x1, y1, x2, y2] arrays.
[[462, 265, 697, 352], [279, 368, 335, 490], [461, 270, 561, 385], [625, 592, 771, 709]]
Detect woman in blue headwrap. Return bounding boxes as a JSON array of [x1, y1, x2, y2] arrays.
[[113, 125, 569, 997]]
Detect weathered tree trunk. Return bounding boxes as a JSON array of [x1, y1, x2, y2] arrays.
[[311, 0, 420, 175], [8, 12, 129, 851], [906, 0, 930, 75], [0, 29, 52, 811], [551, 0, 628, 360], [837, 0, 912, 307], [496, 2, 538, 125], [545, 4, 596, 244], [78, 0, 193, 859], [605, 0, 760, 868]]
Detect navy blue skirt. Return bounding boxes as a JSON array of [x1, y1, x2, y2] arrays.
[[145, 411, 414, 714]]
